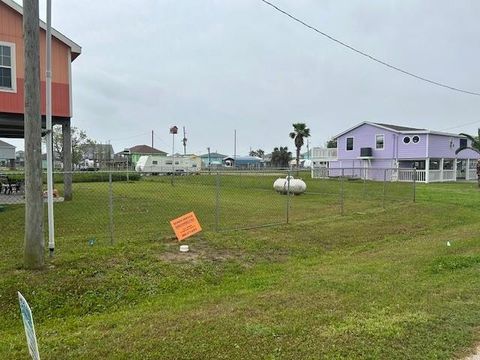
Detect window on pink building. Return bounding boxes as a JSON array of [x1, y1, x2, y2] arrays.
[[0, 43, 15, 91]]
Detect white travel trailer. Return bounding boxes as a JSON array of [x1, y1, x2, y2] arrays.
[[135, 155, 202, 174]]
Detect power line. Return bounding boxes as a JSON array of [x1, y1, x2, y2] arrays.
[[260, 0, 480, 97], [153, 133, 170, 147], [440, 120, 480, 131], [109, 132, 150, 142]]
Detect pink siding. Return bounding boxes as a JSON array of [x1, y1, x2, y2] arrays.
[[0, 1, 72, 117]]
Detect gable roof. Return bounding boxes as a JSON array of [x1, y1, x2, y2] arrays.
[[0, 139, 15, 148], [199, 152, 227, 158], [373, 123, 426, 132], [1, 0, 82, 60], [128, 145, 167, 155], [334, 121, 465, 139]]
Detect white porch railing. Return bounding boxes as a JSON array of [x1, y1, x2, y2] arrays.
[[429, 170, 442, 182], [398, 169, 426, 182], [311, 167, 477, 182], [442, 170, 455, 181], [312, 147, 337, 160], [467, 169, 478, 180], [311, 167, 329, 179]]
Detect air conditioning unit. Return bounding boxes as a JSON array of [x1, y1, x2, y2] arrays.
[[360, 147, 373, 157]]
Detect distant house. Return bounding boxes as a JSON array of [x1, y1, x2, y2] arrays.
[[15, 149, 24, 168], [199, 152, 227, 168], [118, 145, 167, 168], [80, 143, 114, 169], [223, 156, 264, 169], [0, 139, 15, 168], [41, 152, 62, 170], [313, 122, 480, 183]]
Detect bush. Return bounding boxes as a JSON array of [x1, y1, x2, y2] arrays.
[[2, 172, 140, 183]]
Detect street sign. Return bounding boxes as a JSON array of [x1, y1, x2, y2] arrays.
[[170, 212, 202, 241], [18, 292, 40, 360]]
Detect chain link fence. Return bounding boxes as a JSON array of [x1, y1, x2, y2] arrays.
[[0, 168, 415, 245]]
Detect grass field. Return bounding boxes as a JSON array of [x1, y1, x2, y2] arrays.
[[0, 174, 479, 359]]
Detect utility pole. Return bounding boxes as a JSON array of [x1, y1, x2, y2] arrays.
[[170, 126, 178, 181], [182, 126, 187, 155], [151, 130, 154, 148], [23, 0, 44, 268], [207, 146, 211, 171]]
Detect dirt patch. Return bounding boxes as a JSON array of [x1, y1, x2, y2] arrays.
[[464, 345, 480, 360], [157, 237, 244, 264]]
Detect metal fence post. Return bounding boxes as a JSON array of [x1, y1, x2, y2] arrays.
[[340, 168, 344, 215], [215, 171, 220, 232], [413, 167, 416, 203], [108, 172, 114, 244], [363, 167, 366, 198], [382, 169, 387, 209], [286, 170, 291, 224]]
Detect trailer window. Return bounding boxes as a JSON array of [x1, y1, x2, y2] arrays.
[[166, 161, 173, 165], [152, 161, 158, 165]]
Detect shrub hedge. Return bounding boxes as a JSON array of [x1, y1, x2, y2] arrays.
[[2, 172, 140, 183]]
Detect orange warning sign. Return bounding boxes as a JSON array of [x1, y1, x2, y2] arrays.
[[170, 212, 202, 241]]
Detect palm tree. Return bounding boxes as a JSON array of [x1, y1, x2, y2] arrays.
[[458, 129, 480, 187], [289, 123, 311, 169], [271, 146, 291, 167]]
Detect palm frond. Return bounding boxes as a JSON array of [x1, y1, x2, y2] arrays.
[[459, 133, 475, 142]]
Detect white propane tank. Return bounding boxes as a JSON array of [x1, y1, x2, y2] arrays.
[[273, 176, 306, 195]]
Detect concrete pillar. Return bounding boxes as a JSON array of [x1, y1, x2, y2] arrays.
[[62, 120, 72, 200]]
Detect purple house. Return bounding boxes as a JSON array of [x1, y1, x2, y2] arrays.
[[314, 122, 480, 183]]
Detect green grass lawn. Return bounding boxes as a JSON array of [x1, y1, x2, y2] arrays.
[[0, 175, 479, 359]]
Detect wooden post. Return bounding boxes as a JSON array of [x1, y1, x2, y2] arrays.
[[23, 0, 44, 269], [62, 120, 72, 200]]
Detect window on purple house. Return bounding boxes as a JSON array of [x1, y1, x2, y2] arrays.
[[346, 137, 353, 151], [443, 159, 454, 170], [375, 135, 384, 149], [429, 159, 440, 170]]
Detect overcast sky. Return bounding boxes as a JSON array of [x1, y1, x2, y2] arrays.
[[6, 0, 480, 155]]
